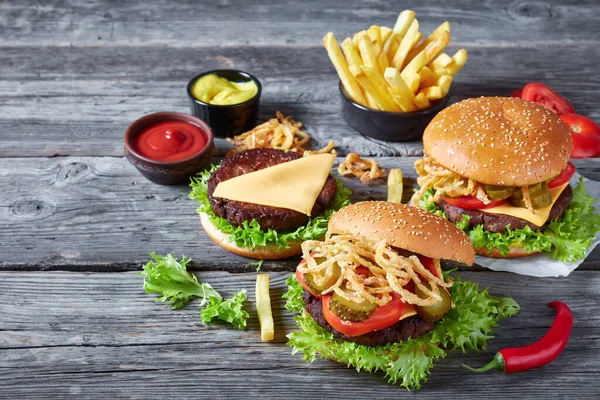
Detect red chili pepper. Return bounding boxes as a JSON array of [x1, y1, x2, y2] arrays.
[[464, 301, 573, 373]]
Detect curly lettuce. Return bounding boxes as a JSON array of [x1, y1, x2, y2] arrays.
[[189, 164, 351, 250], [418, 178, 600, 262], [284, 275, 519, 390], [139, 253, 249, 329]]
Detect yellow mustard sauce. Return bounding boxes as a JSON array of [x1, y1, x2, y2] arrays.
[[191, 74, 258, 105]]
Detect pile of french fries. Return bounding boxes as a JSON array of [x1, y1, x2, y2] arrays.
[[324, 10, 467, 112]]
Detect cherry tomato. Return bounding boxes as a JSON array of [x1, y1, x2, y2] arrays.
[[442, 196, 507, 210], [511, 88, 523, 98], [548, 162, 576, 188], [322, 293, 406, 337], [521, 83, 575, 115], [559, 113, 600, 159]]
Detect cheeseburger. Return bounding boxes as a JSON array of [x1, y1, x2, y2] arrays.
[[411, 96, 579, 258], [189, 148, 350, 259], [286, 201, 519, 389]]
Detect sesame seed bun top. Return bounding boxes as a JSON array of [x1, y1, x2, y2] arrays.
[[328, 201, 475, 265], [423, 97, 573, 186]]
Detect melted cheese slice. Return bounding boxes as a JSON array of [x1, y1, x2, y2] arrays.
[[482, 182, 569, 226], [213, 153, 336, 216], [399, 304, 417, 321]]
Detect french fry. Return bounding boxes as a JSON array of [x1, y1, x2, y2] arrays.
[[364, 92, 379, 110], [438, 75, 453, 95], [341, 37, 363, 66], [352, 30, 367, 47], [359, 66, 401, 111], [256, 274, 274, 342], [414, 91, 431, 109], [357, 33, 379, 70], [430, 52, 453, 69], [323, 32, 366, 105], [367, 25, 382, 53], [420, 86, 444, 101], [418, 66, 433, 85], [447, 49, 468, 75], [387, 168, 404, 203], [350, 65, 395, 111], [384, 67, 417, 112], [380, 26, 392, 44], [391, 19, 420, 69], [404, 72, 420, 93], [404, 21, 451, 66], [383, 10, 416, 61], [377, 51, 389, 75], [401, 30, 450, 80]]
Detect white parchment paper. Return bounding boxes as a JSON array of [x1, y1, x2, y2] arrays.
[[475, 173, 600, 277]]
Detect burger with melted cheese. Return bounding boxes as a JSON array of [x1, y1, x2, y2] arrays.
[[286, 201, 520, 389], [411, 96, 579, 259], [189, 148, 351, 260]]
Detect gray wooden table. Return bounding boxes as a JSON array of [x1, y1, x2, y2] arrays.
[[1, 1, 599, 398]]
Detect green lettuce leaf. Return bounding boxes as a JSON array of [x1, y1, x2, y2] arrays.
[[189, 164, 352, 250], [285, 275, 519, 390], [139, 252, 222, 309], [419, 178, 600, 262], [139, 253, 249, 329], [200, 290, 249, 330]]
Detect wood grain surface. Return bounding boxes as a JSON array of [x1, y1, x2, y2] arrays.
[[2, 0, 600, 398], [1, 270, 599, 399]]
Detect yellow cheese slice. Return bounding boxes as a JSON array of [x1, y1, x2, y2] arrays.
[[398, 304, 417, 321], [213, 153, 336, 216], [482, 182, 569, 226]]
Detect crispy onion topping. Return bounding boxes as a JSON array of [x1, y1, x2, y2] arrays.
[[411, 156, 490, 205], [298, 234, 452, 307]]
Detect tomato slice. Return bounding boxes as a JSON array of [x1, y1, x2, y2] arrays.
[[559, 113, 600, 159], [511, 88, 523, 98], [322, 293, 406, 337], [418, 255, 438, 278], [548, 162, 576, 188], [441, 195, 507, 210], [521, 83, 575, 115]]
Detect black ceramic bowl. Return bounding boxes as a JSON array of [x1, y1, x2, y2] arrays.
[[187, 70, 262, 138], [124, 112, 214, 185], [339, 82, 451, 142]]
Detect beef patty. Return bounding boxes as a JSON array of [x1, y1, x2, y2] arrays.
[[303, 290, 434, 347], [437, 184, 573, 233], [208, 148, 337, 232]]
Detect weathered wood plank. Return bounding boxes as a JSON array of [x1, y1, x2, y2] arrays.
[[0, 270, 598, 398], [1, 156, 600, 271], [1, 0, 599, 47], [1, 45, 598, 157]]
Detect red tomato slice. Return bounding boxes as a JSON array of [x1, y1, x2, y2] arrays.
[[442, 196, 507, 210], [322, 293, 406, 337], [521, 83, 575, 115], [559, 113, 600, 159], [511, 88, 523, 98], [548, 162, 576, 188], [418, 255, 438, 278]]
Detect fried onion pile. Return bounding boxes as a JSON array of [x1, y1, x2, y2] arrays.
[[298, 234, 452, 307]]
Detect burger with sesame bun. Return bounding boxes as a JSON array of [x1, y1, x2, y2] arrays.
[[412, 96, 600, 262], [285, 201, 520, 390]]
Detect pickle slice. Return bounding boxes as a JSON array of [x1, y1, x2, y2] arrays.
[[329, 291, 376, 322], [484, 184, 514, 200], [304, 262, 341, 295], [414, 283, 452, 323], [510, 182, 552, 209]]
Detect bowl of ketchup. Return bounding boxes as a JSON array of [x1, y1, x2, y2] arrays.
[[124, 112, 214, 185]]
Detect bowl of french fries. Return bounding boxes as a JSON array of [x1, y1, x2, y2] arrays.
[[324, 10, 467, 142]]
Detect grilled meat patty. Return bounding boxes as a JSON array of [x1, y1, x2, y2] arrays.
[[303, 290, 434, 347], [437, 184, 573, 233], [207, 148, 337, 232]]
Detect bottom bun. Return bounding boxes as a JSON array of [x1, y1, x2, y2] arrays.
[[199, 213, 302, 260], [475, 246, 540, 259]]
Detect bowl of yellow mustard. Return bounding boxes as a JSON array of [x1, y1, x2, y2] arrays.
[[187, 70, 261, 138]]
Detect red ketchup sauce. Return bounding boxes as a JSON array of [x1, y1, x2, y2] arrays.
[[133, 121, 207, 162]]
